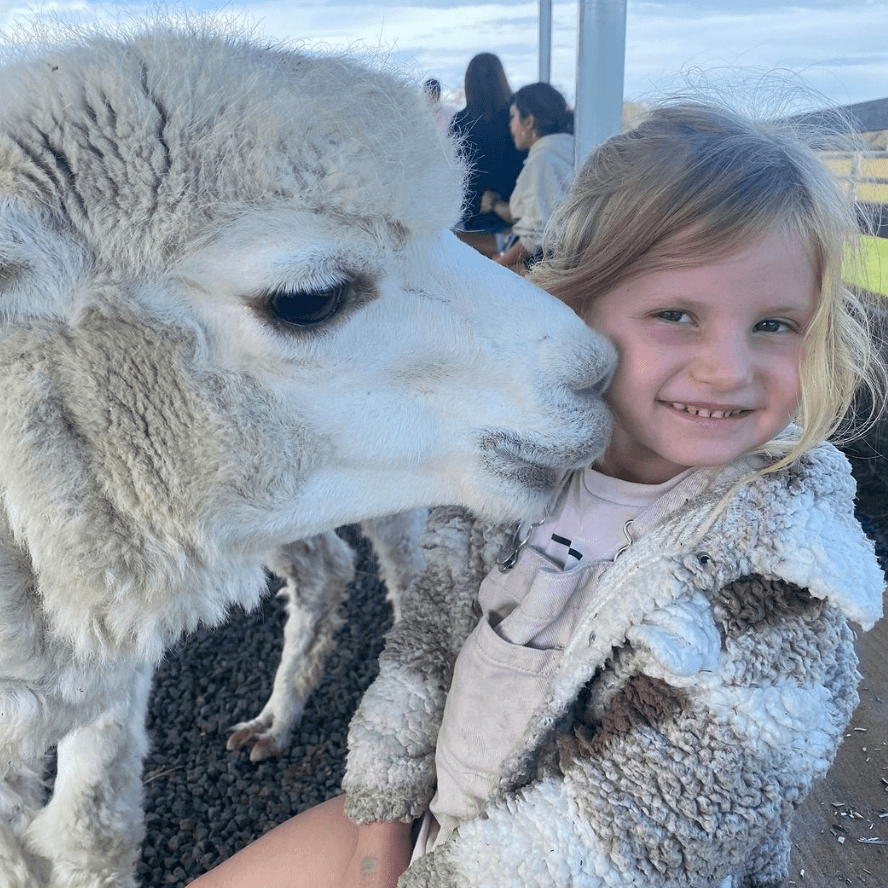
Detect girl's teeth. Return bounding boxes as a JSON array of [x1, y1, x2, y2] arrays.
[[670, 402, 741, 418]]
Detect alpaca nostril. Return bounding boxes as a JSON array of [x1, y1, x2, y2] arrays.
[[539, 324, 617, 395], [566, 333, 617, 397], [580, 360, 615, 397]]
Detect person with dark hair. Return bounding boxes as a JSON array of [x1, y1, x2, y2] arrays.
[[481, 82, 575, 273], [423, 77, 453, 132], [449, 53, 527, 243]]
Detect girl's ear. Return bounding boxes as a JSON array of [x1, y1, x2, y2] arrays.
[[524, 112, 537, 134]]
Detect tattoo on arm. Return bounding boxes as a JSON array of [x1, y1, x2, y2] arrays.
[[361, 856, 378, 884]]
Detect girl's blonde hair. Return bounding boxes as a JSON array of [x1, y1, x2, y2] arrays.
[[531, 100, 886, 477]]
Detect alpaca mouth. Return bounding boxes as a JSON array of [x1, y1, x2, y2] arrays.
[[483, 451, 564, 493], [480, 432, 594, 493]]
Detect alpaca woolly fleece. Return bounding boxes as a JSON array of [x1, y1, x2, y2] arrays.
[[0, 19, 615, 887], [0, 24, 463, 274]]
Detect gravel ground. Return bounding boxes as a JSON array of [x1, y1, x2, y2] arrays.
[[137, 468, 888, 888], [137, 526, 392, 885]]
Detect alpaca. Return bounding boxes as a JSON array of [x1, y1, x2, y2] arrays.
[[227, 510, 428, 762], [0, 20, 615, 888]]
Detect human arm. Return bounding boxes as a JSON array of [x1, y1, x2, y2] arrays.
[[479, 189, 515, 223], [187, 794, 412, 888], [342, 820, 414, 888], [492, 239, 532, 273]]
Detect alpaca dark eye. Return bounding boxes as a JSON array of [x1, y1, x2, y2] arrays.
[[268, 282, 349, 327]]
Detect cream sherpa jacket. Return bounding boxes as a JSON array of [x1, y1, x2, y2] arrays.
[[343, 442, 884, 887]]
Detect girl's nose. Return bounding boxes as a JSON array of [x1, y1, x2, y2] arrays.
[[689, 334, 754, 390]]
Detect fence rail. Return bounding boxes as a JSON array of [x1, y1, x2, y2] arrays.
[[821, 151, 888, 205]]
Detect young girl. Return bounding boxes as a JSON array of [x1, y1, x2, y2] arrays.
[[191, 101, 886, 888]]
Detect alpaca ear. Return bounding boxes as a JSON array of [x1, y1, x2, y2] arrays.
[[0, 200, 91, 323], [0, 303, 229, 660]]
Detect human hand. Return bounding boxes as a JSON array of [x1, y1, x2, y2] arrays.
[[342, 820, 413, 888], [492, 241, 529, 274], [479, 189, 498, 214]]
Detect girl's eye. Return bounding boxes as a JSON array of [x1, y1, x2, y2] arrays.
[[267, 282, 349, 328], [754, 318, 793, 334], [656, 309, 691, 324]]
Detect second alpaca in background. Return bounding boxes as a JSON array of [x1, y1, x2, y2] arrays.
[[227, 511, 427, 762]]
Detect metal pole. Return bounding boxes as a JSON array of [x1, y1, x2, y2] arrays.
[[575, 0, 627, 166], [538, 0, 552, 83]]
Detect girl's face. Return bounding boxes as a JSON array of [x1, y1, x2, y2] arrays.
[[586, 232, 818, 484]]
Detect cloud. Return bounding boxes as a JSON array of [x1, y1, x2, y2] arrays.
[[625, 1, 888, 106], [0, 0, 885, 109]]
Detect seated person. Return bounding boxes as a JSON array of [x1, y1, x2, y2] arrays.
[[480, 82, 574, 273], [450, 53, 526, 246]]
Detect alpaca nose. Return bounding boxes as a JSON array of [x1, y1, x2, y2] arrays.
[[526, 323, 616, 468], [543, 323, 617, 398]]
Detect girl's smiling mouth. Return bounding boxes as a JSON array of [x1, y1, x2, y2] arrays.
[[665, 401, 749, 419]]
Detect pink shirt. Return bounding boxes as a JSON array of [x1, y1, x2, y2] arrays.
[[413, 467, 693, 857]]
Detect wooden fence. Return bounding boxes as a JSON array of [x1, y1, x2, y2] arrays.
[[821, 151, 888, 209], [820, 152, 888, 295]]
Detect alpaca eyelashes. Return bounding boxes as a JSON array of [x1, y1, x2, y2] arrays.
[[249, 272, 377, 335], [265, 281, 350, 329]]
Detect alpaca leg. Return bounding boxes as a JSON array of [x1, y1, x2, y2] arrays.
[[0, 761, 48, 888], [359, 509, 427, 623], [23, 666, 151, 888], [227, 532, 356, 762]]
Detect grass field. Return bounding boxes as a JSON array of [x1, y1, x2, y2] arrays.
[[846, 234, 888, 296]]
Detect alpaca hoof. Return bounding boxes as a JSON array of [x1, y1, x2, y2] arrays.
[[226, 726, 283, 761], [226, 717, 271, 751], [227, 716, 288, 760], [248, 737, 282, 762]]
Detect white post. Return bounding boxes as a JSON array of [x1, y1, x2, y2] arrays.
[[575, 0, 627, 166], [539, 0, 552, 83]]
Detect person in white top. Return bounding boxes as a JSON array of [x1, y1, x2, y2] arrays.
[[191, 100, 887, 888], [480, 82, 575, 274]]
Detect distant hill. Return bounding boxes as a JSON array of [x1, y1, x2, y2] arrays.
[[835, 97, 888, 134]]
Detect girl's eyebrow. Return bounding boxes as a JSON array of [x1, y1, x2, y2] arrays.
[[634, 293, 714, 312], [639, 289, 813, 312]]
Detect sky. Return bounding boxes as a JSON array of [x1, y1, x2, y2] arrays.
[[0, 0, 886, 114]]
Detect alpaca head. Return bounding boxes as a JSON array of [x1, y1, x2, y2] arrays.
[[0, 21, 614, 656]]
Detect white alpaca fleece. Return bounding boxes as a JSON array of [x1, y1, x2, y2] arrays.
[[0, 18, 615, 887], [0, 24, 462, 273]]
